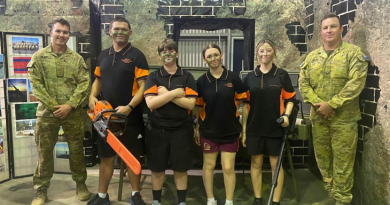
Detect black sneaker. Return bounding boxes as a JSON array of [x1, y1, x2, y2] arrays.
[[272, 202, 281, 205], [252, 198, 263, 205], [86, 193, 110, 205], [130, 192, 146, 205]]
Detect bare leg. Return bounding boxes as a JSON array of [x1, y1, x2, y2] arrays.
[[203, 152, 219, 198], [270, 156, 284, 202], [251, 155, 264, 198], [98, 156, 115, 193], [221, 151, 237, 201]]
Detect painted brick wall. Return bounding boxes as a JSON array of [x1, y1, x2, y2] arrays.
[[304, 0, 314, 40], [157, 0, 246, 36], [331, 0, 364, 37], [100, 0, 125, 34], [285, 22, 307, 54]]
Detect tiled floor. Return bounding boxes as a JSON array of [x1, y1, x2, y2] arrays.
[[0, 166, 326, 205]]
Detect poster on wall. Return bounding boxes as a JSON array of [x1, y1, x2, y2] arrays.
[[27, 79, 38, 102], [7, 78, 28, 103], [15, 119, 36, 138], [4, 33, 44, 78], [15, 103, 38, 120], [0, 54, 4, 79], [55, 142, 70, 159]]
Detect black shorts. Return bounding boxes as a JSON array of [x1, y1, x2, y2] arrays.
[[97, 122, 145, 159], [246, 135, 283, 156], [145, 125, 194, 172]]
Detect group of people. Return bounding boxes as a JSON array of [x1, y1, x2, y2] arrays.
[[28, 13, 368, 205]]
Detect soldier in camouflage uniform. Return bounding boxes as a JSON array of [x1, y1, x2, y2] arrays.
[[28, 18, 91, 205], [299, 14, 368, 205]]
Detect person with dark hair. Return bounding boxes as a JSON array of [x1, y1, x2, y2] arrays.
[[299, 13, 368, 205], [87, 16, 149, 205], [28, 18, 91, 205], [195, 43, 247, 205], [144, 39, 198, 205], [241, 39, 296, 205]]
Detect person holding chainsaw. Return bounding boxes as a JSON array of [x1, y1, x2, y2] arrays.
[[87, 17, 149, 205], [28, 18, 91, 205], [144, 39, 198, 205], [241, 39, 296, 205]]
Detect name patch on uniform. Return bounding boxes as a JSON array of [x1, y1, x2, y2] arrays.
[[121, 58, 132, 63], [225, 83, 233, 87], [40, 56, 48, 59]]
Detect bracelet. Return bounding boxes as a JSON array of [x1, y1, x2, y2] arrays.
[[127, 104, 134, 110], [283, 113, 290, 118]]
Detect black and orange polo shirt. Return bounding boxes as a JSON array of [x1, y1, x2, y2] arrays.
[[196, 67, 247, 143], [94, 43, 149, 124], [144, 66, 198, 130], [243, 64, 296, 138]]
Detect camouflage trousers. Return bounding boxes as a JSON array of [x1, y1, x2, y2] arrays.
[[312, 121, 357, 204], [33, 116, 87, 190]]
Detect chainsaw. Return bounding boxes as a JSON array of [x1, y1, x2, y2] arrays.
[[87, 100, 141, 175]]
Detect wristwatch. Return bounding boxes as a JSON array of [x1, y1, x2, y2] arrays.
[[127, 104, 134, 110], [282, 113, 290, 118]]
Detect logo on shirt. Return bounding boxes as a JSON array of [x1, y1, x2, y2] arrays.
[[204, 142, 211, 151], [121, 58, 132, 63], [225, 83, 233, 87]]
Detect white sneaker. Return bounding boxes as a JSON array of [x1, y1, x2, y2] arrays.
[[152, 200, 162, 205], [207, 200, 217, 205]]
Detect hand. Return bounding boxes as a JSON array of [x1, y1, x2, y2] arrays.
[[172, 88, 185, 98], [157, 86, 169, 95], [313, 102, 335, 118], [53, 104, 73, 119], [281, 116, 289, 127], [241, 132, 247, 147], [194, 128, 201, 146], [115, 105, 131, 116], [89, 95, 98, 110]]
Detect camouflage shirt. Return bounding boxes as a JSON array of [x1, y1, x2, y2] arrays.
[[28, 45, 90, 118], [298, 42, 368, 122]]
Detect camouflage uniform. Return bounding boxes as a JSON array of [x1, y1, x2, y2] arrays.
[[299, 42, 368, 203], [28, 45, 90, 191]]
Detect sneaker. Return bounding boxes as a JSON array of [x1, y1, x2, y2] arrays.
[[130, 192, 146, 205], [207, 200, 217, 205], [86, 193, 110, 205], [76, 183, 92, 201], [178, 203, 187, 205], [31, 190, 47, 205], [312, 195, 335, 205], [252, 198, 263, 205], [272, 202, 281, 205], [151, 200, 161, 205]]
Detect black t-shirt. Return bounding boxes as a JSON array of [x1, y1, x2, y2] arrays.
[[243, 64, 296, 137], [144, 66, 198, 130], [196, 67, 247, 143], [94, 43, 149, 124]]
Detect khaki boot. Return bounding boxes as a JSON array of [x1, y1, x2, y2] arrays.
[[312, 195, 336, 205], [76, 182, 91, 201], [31, 189, 47, 205]]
